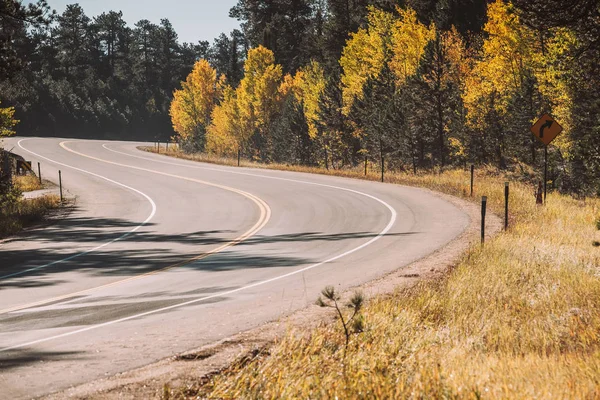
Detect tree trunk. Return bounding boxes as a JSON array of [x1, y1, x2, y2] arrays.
[[379, 136, 384, 183], [437, 92, 444, 170]]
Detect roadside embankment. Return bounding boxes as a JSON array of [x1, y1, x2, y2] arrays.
[[0, 174, 61, 239]]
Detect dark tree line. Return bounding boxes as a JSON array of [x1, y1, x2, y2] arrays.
[[0, 0, 246, 140], [230, 0, 487, 74]]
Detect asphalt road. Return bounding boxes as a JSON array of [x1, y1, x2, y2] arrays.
[[0, 137, 469, 398]]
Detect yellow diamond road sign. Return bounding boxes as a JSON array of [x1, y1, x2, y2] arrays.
[[531, 114, 563, 146]]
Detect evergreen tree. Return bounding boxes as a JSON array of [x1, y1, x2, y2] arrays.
[[209, 29, 246, 86], [271, 95, 313, 165], [317, 70, 356, 169], [0, 0, 53, 78], [230, 0, 318, 73], [351, 63, 406, 172]]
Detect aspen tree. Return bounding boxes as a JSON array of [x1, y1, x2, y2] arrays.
[[169, 59, 223, 151], [463, 0, 540, 165], [339, 7, 394, 114]]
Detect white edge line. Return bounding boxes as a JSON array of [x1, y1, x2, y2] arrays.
[[0, 142, 397, 352], [0, 139, 157, 281], [103, 143, 395, 206], [1, 209, 395, 352]]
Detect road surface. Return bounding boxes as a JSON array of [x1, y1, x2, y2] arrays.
[[0, 137, 469, 398]]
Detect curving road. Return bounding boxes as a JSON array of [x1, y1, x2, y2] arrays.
[[0, 137, 469, 398]]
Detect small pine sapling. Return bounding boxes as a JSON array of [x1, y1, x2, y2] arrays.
[[316, 286, 365, 350]]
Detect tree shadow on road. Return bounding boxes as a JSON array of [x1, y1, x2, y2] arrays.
[[0, 212, 417, 289], [0, 348, 86, 372]]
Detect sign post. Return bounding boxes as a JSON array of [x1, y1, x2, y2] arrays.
[[530, 114, 563, 205], [470, 164, 474, 197], [544, 146, 548, 202], [504, 182, 509, 230], [59, 170, 63, 202], [481, 196, 487, 245]]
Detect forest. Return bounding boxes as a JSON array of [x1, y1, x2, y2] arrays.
[[1, 0, 599, 194], [0, 0, 246, 140]]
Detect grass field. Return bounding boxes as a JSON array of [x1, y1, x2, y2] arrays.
[[146, 148, 600, 399]]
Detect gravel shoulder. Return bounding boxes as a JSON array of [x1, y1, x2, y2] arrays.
[[21, 187, 59, 200]]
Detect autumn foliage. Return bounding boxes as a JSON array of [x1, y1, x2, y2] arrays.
[[0, 101, 18, 137], [170, 60, 224, 151], [170, 0, 600, 194]]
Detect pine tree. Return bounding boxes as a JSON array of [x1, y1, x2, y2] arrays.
[[351, 63, 406, 173], [209, 30, 246, 86], [414, 27, 467, 169], [53, 4, 92, 78], [229, 0, 316, 73], [271, 94, 312, 165], [316, 70, 355, 169], [0, 0, 53, 79]]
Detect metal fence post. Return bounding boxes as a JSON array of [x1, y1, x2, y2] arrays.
[[481, 196, 487, 244], [504, 182, 509, 230], [59, 170, 63, 202], [470, 164, 474, 196]]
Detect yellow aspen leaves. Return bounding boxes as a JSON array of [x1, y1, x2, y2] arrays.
[[0, 101, 19, 137], [535, 28, 578, 153], [169, 59, 223, 148], [206, 86, 242, 156], [207, 46, 285, 157], [463, 0, 538, 127], [389, 7, 435, 85], [340, 7, 395, 114], [278, 73, 297, 100], [236, 46, 282, 132], [441, 27, 471, 91], [292, 61, 326, 139], [482, 0, 537, 93], [340, 6, 434, 114]]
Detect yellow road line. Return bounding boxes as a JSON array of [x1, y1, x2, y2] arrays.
[[0, 141, 271, 315]]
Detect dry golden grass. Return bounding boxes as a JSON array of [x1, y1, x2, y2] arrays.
[[150, 148, 600, 399], [13, 174, 43, 192], [0, 194, 61, 238]]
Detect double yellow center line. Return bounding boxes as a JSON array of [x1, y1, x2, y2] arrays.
[[0, 141, 271, 315]]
